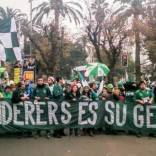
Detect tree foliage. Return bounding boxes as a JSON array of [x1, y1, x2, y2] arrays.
[[86, 0, 130, 81]]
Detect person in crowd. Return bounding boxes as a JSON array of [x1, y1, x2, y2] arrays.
[[135, 81, 153, 105], [65, 84, 80, 101], [118, 84, 126, 102], [71, 78, 79, 86], [65, 84, 81, 136], [125, 82, 137, 102], [47, 77, 55, 97], [53, 77, 65, 138], [10, 84, 16, 92], [11, 81, 29, 103], [23, 60, 29, 71], [80, 85, 91, 101], [27, 58, 35, 70], [113, 86, 120, 101], [53, 77, 64, 101], [106, 84, 114, 100], [11, 81, 30, 138], [64, 83, 71, 99], [80, 85, 94, 137], [3, 86, 13, 102], [100, 87, 109, 101], [89, 82, 99, 101], [14, 61, 22, 68], [32, 78, 51, 102], [32, 77, 52, 138], [25, 79, 33, 99]]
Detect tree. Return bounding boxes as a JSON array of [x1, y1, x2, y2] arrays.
[[86, 1, 129, 82], [32, 0, 83, 73], [101, 12, 130, 82], [59, 40, 87, 78], [33, 0, 83, 28], [114, 0, 147, 82], [144, 3, 156, 79], [86, 0, 109, 62]]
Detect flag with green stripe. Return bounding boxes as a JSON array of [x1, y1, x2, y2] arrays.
[[0, 17, 22, 62]]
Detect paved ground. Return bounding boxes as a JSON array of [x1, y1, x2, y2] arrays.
[[0, 135, 156, 156]]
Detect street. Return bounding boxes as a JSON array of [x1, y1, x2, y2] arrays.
[[0, 135, 156, 156]]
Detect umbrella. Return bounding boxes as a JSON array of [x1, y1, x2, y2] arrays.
[[85, 62, 110, 77]]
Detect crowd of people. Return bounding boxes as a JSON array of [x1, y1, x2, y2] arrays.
[[0, 76, 155, 138], [0, 77, 154, 104]]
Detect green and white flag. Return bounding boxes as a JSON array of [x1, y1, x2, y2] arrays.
[[0, 18, 22, 62]]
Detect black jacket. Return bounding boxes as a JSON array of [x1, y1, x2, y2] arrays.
[[11, 88, 25, 103]]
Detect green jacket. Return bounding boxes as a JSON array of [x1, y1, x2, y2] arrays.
[[33, 84, 51, 101], [135, 88, 153, 103], [11, 88, 25, 103], [91, 91, 98, 101], [53, 83, 64, 100]]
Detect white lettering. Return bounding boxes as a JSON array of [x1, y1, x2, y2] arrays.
[[13, 102, 24, 126], [104, 101, 115, 125], [61, 101, 71, 124], [48, 101, 58, 125], [36, 102, 47, 125], [88, 102, 98, 125], [116, 103, 127, 127], [133, 105, 144, 128], [146, 106, 156, 128], [1, 101, 12, 125], [24, 101, 35, 125], [78, 102, 88, 125]]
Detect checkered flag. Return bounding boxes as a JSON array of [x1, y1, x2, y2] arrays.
[[0, 17, 22, 62]]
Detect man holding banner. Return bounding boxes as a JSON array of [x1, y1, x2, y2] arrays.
[[11, 81, 29, 103], [135, 81, 153, 105], [32, 78, 51, 102]]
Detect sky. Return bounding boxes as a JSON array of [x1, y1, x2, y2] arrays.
[[0, 0, 30, 14], [0, 0, 85, 35], [0, 0, 113, 36], [0, 0, 89, 14]]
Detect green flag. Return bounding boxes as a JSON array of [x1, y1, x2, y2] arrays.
[[0, 17, 22, 62]]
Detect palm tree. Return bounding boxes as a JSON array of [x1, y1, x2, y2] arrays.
[[114, 0, 145, 82], [32, 0, 83, 74], [32, 0, 83, 31], [0, 7, 27, 30]]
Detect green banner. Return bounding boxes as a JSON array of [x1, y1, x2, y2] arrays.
[[0, 100, 156, 135]]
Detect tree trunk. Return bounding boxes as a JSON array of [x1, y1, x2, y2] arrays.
[[95, 44, 102, 63], [108, 66, 115, 83], [23, 36, 27, 55], [108, 59, 116, 83], [50, 2, 61, 74], [134, 13, 141, 82], [54, 6, 60, 32]]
